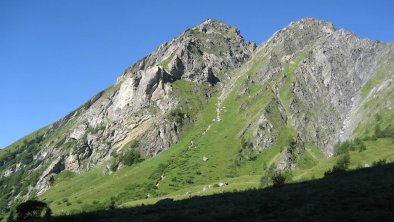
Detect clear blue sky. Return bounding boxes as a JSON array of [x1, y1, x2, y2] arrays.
[[1, 0, 393, 148]]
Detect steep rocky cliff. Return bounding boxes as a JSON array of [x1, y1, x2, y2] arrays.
[[248, 19, 391, 156], [0, 18, 393, 213]]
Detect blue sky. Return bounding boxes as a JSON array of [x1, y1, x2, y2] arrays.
[[0, 0, 393, 148]]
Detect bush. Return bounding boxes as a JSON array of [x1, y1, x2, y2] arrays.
[[272, 173, 286, 187], [169, 108, 185, 124], [358, 142, 366, 152], [110, 160, 119, 172], [375, 124, 385, 138], [334, 141, 352, 156], [260, 164, 292, 188], [121, 149, 142, 166], [336, 153, 351, 170], [372, 159, 386, 167], [325, 153, 350, 176], [335, 139, 367, 155], [373, 123, 394, 140], [92, 200, 100, 205], [260, 164, 276, 187], [239, 137, 256, 161], [16, 200, 51, 220]]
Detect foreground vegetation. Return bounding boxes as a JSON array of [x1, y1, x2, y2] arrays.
[[9, 163, 394, 221], [3, 137, 393, 221]]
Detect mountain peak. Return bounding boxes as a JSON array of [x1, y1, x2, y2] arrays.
[[259, 17, 337, 53], [191, 19, 241, 36], [288, 17, 336, 34]]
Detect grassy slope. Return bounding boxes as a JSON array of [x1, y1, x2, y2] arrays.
[[40, 124, 394, 215], [39, 47, 394, 216], [51, 162, 394, 222], [123, 137, 394, 207]]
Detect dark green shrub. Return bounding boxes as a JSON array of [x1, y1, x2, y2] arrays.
[[335, 141, 351, 156], [375, 124, 385, 138], [169, 108, 185, 124], [239, 137, 256, 161], [375, 114, 382, 122], [121, 149, 142, 166], [372, 159, 386, 167], [272, 173, 286, 187], [260, 164, 276, 187], [185, 177, 194, 184], [92, 200, 100, 205], [108, 199, 116, 210], [110, 160, 119, 172], [334, 153, 350, 170], [358, 142, 366, 152], [16, 200, 51, 220], [261, 164, 292, 187], [335, 139, 367, 155], [325, 153, 350, 176]]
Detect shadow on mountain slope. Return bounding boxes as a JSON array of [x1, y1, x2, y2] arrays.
[[41, 163, 394, 222]]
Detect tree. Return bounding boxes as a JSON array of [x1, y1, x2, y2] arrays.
[[260, 164, 276, 187], [358, 142, 366, 152], [325, 153, 351, 176], [121, 149, 142, 166], [260, 164, 292, 188], [334, 141, 351, 156], [271, 172, 286, 187], [335, 152, 350, 171], [16, 200, 51, 220]]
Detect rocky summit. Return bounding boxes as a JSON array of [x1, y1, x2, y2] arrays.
[[1, 18, 393, 219]]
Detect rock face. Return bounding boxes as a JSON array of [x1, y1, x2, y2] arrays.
[[0, 18, 393, 209], [249, 18, 392, 155]]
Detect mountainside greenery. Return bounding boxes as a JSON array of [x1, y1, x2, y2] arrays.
[[7, 159, 394, 221], [1, 19, 394, 221]]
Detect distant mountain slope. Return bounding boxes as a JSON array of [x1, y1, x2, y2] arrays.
[[1, 18, 393, 217]]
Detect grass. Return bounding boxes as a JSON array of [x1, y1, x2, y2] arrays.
[[43, 163, 394, 222], [122, 136, 394, 209], [293, 138, 394, 181], [160, 53, 175, 70]]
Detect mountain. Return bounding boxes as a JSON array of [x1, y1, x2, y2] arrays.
[[1, 18, 394, 219]]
